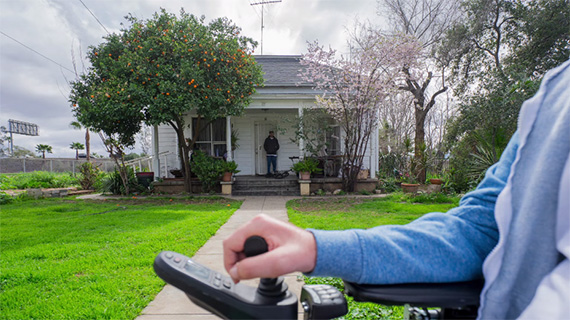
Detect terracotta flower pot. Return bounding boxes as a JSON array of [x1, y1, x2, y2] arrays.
[[221, 172, 232, 182], [430, 178, 443, 185], [299, 171, 311, 180], [401, 183, 420, 193]]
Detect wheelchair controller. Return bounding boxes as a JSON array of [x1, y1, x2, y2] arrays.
[[153, 236, 348, 319]]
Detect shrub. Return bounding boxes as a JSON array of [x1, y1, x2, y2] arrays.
[[0, 172, 78, 190], [78, 162, 102, 190], [191, 150, 224, 193], [379, 178, 399, 193], [0, 192, 14, 205], [102, 168, 140, 195]]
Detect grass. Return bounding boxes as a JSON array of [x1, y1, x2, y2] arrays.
[[287, 193, 461, 320], [0, 196, 240, 320]]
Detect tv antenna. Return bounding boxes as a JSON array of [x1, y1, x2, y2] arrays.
[[250, 0, 282, 55]]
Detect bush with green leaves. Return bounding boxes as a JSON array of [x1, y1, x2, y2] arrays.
[[102, 167, 140, 195], [191, 150, 224, 193], [0, 172, 78, 190], [78, 162, 103, 190], [0, 192, 14, 205]]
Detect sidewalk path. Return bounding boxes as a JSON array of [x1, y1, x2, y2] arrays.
[[136, 196, 304, 320]]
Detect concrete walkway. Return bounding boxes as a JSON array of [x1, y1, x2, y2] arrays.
[[136, 196, 305, 320]]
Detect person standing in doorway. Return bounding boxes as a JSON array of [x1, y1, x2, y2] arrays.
[[263, 130, 279, 178]]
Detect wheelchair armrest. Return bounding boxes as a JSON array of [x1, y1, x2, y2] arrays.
[[343, 279, 484, 308]]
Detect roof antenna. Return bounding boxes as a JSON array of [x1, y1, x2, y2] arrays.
[[250, 0, 282, 55]]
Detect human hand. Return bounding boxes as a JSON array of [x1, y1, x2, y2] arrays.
[[223, 214, 317, 283]]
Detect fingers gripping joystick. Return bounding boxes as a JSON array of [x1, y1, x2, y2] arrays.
[[244, 236, 289, 299]]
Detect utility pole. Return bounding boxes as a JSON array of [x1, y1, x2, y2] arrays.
[[250, 0, 282, 55]]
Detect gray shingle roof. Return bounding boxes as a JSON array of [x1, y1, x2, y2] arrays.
[[254, 55, 311, 87]]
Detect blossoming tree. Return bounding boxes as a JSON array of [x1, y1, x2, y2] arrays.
[[300, 27, 422, 191]]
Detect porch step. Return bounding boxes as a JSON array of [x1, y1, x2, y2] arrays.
[[233, 175, 299, 196]]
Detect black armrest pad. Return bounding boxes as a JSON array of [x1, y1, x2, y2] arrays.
[[343, 279, 484, 308]]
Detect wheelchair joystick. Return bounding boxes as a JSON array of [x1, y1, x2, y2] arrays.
[[244, 236, 348, 320], [244, 236, 289, 299]]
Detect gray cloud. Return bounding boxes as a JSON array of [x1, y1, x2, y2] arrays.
[[1, 0, 380, 157]]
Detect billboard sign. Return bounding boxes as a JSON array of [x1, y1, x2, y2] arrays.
[[8, 119, 39, 136]]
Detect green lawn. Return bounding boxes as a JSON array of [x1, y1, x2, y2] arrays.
[[287, 193, 461, 320], [0, 197, 240, 320]]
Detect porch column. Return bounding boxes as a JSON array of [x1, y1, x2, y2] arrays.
[[152, 125, 161, 179], [298, 107, 304, 159], [226, 116, 232, 161]]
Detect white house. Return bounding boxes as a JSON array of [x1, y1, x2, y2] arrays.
[[152, 55, 379, 179]]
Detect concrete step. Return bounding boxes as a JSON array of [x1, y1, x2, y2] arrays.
[[232, 175, 300, 196], [232, 189, 300, 196]]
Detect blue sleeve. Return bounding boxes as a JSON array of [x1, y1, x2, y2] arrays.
[[305, 132, 520, 284]]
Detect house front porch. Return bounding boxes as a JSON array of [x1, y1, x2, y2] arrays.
[[152, 175, 379, 196]]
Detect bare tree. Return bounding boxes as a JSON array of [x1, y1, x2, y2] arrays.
[[136, 125, 153, 156], [377, 0, 461, 182]]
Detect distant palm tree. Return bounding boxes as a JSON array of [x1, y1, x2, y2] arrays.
[[70, 121, 91, 161], [70, 142, 85, 160], [35, 144, 53, 159]]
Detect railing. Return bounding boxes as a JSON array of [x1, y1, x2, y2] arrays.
[[124, 151, 172, 176]]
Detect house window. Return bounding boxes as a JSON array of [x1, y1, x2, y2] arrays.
[[325, 125, 341, 155], [192, 118, 227, 158]]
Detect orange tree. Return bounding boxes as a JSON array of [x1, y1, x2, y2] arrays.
[[70, 9, 263, 192]]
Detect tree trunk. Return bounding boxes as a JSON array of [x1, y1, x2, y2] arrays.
[[414, 108, 427, 184], [400, 69, 447, 184], [86, 129, 91, 162], [75, 149, 79, 160], [172, 123, 193, 194]]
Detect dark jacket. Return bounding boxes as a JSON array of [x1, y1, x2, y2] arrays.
[[264, 136, 279, 155]]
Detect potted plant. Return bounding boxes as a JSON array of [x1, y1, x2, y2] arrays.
[[136, 168, 154, 189], [221, 161, 240, 182], [292, 158, 322, 180], [400, 172, 419, 193], [429, 178, 443, 185]]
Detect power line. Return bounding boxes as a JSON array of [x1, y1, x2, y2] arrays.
[[0, 31, 75, 74], [77, 0, 110, 35]]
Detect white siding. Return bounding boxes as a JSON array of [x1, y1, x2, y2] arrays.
[[157, 124, 179, 178]]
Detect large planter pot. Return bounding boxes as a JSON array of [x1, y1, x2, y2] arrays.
[[136, 172, 155, 188], [401, 183, 420, 193], [221, 172, 232, 182], [169, 169, 183, 178], [357, 169, 370, 180], [299, 171, 311, 180], [430, 178, 443, 185]]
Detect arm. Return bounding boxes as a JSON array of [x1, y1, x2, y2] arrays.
[[518, 155, 570, 319], [306, 133, 520, 284], [223, 134, 518, 284]]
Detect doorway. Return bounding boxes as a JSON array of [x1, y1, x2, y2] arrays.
[[255, 122, 277, 175]]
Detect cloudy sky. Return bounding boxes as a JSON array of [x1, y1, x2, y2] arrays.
[[0, 0, 382, 158]]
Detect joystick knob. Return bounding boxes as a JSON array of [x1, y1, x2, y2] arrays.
[[243, 236, 289, 299]]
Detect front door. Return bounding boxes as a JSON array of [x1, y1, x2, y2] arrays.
[[255, 122, 277, 175]]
